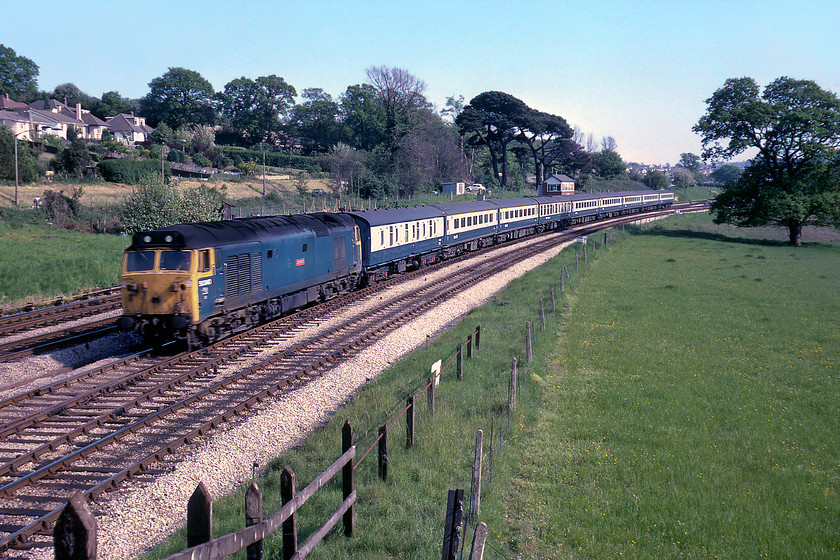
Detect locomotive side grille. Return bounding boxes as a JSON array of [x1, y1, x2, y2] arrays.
[[251, 251, 262, 292], [238, 253, 251, 295], [225, 253, 253, 297]]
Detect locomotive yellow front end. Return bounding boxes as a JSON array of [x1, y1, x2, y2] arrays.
[[118, 230, 208, 341]]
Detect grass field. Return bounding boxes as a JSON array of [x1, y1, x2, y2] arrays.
[[506, 215, 839, 558], [0, 221, 128, 306]]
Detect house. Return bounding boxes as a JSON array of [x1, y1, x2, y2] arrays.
[[105, 112, 154, 145], [539, 173, 575, 196], [28, 99, 107, 140], [0, 94, 28, 111]]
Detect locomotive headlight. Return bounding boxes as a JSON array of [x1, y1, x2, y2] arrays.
[[165, 235, 173, 243], [185, 280, 192, 288], [143, 235, 152, 243]]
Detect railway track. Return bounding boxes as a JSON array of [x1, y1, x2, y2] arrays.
[[0, 289, 122, 364], [0, 205, 692, 553]]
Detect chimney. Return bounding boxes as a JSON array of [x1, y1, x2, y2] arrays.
[[76, 103, 82, 121]]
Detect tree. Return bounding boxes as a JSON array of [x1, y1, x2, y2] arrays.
[[0, 44, 38, 99], [140, 67, 216, 129], [289, 88, 340, 153], [52, 83, 95, 108], [678, 152, 701, 172], [94, 91, 135, 119], [672, 166, 697, 190], [514, 108, 573, 186], [590, 149, 627, 179], [0, 125, 36, 183], [217, 75, 296, 143], [456, 91, 528, 188], [339, 83, 386, 151], [645, 170, 670, 189], [365, 66, 431, 157], [694, 76, 840, 245], [710, 164, 742, 185], [58, 127, 91, 177]]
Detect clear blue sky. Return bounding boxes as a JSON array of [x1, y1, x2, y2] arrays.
[[5, 0, 839, 165]]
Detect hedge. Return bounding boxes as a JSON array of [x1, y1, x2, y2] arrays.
[[100, 159, 171, 184], [214, 146, 328, 173]]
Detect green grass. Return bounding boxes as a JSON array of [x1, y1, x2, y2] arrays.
[[133, 214, 838, 559], [506, 215, 839, 558], [0, 221, 129, 306]]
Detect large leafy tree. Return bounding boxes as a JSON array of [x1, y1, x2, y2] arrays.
[[289, 88, 340, 154], [339, 83, 386, 151], [456, 91, 529, 188], [93, 91, 135, 119], [694, 76, 840, 245], [0, 44, 38, 99], [514, 109, 573, 186], [140, 67, 216, 129], [590, 149, 627, 179], [365, 66, 431, 157], [216, 74, 296, 143]]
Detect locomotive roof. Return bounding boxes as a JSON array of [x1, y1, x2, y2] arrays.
[[346, 206, 445, 227], [127, 212, 356, 250]]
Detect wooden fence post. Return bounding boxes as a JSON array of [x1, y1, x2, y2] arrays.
[[280, 467, 297, 559], [187, 481, 212, 548], [467, 334, 472, 359], [550, 283, 555, 312], [540, 299, 545, 332], [406, 396, 415, 448], [469, 430, 483, 525], [457, 344, 463, 380], [54, 491, 96, 560], [378, 425, 388, 482], [526, 321, 532, 364], [246, 482, 264, 560], [428, 376, 435, 415], [474, 325, 480, 351], [469, 522, 488, 560], [509, 357, 518, 414], [583, 243, 587, 261], [575, 250, 578, 269], [561, 272, 565, 293], [342, 420, 354, 537], [441, 489, 465, 560]]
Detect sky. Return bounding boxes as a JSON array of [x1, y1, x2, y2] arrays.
[[4, 0, 839, 165]]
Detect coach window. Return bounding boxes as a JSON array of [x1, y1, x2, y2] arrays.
[[302, 243, 308, 252]]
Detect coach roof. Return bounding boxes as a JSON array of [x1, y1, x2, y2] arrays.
[[346, 206, 445, 227]]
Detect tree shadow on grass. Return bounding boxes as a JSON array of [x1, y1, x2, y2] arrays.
[[636, 224, 838, 249]]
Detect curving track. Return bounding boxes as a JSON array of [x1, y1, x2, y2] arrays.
[[0, 204, 698, 554]]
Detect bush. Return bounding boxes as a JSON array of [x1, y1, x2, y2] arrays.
[[214, 146, 327, 172], [193, 153, 212, 168], [100, 159, 170, 184], [119, 175, 228, 233]]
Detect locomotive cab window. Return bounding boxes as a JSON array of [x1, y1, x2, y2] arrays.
[[126, 251, 156, 272], [302, 243, 308, 252], [199, 249, 211, 272], [160, 251, 191, 271]]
